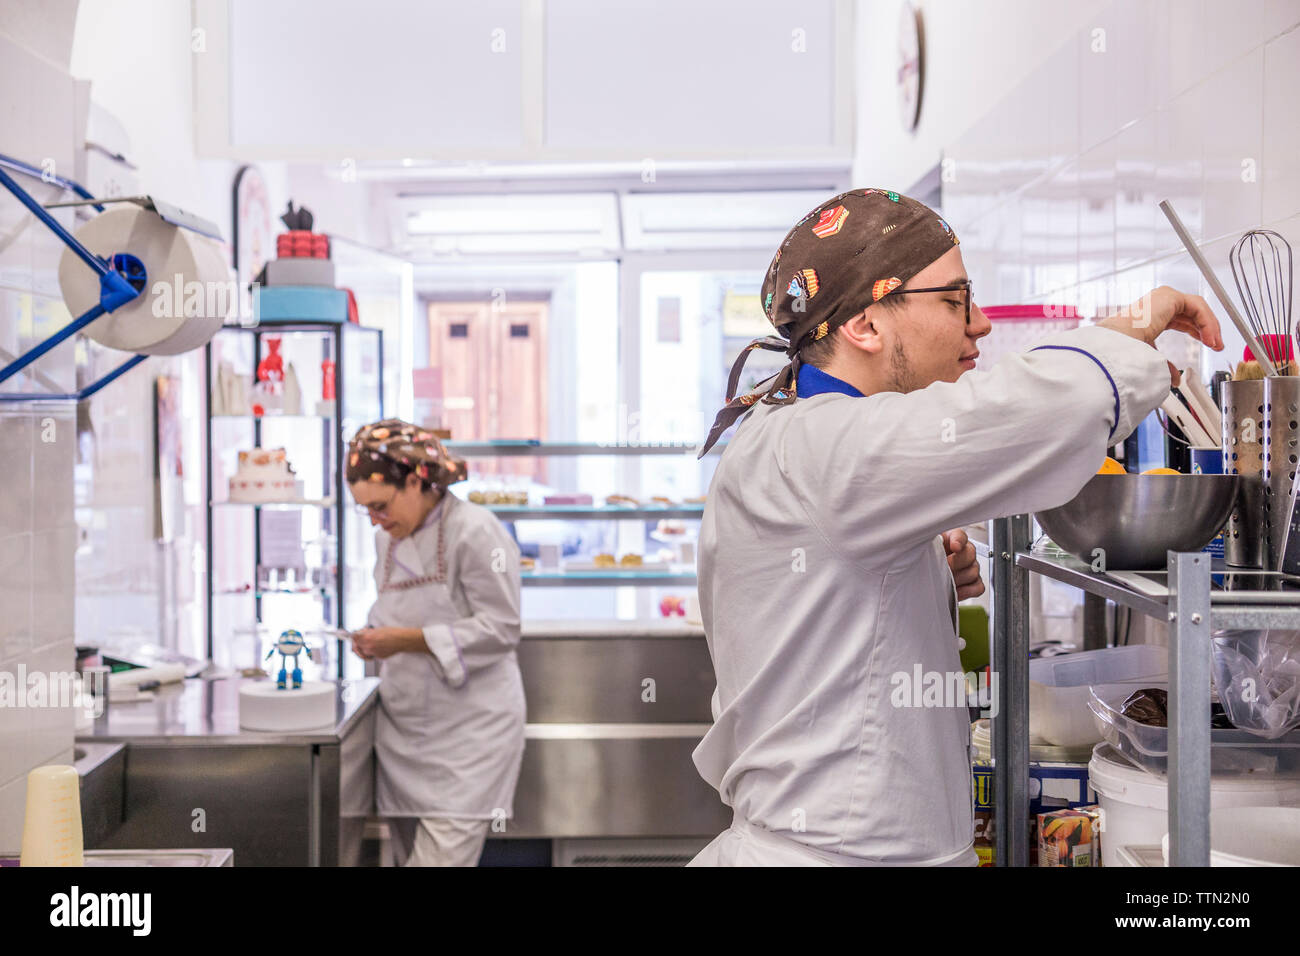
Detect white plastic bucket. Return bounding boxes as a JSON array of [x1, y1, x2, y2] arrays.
[[1088, 744, 1300, 867], [1160, 807, 1300, 865]]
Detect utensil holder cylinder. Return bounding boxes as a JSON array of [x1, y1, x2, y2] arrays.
[[1222, 379, 1266, 568], [1264, 377, 1300, 570]]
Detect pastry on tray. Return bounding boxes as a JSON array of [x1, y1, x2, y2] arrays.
[[619, 554, 644, 567], [520, 557, 536, 571], [605, 494, 640, 506], [593, 553, 617, 568], [684, 495, 707, 504], [650, 496, 674, 505]]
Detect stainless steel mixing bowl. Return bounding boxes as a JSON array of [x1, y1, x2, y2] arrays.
[[1035, 473, 1240, 570]]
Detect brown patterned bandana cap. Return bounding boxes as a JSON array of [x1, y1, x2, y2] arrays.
[[698, 188, 960, 457], [346, 418, 467, 489]]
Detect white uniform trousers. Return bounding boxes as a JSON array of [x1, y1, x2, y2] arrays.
[[389, 817, 491, 867]]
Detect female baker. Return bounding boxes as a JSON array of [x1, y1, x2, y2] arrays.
[[346, 419, 525, 867]]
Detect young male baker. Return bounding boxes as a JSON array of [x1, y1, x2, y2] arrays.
[[690, 189, 1222, 866]]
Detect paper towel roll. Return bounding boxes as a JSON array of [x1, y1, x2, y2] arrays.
[[58, 204, 232, 355]]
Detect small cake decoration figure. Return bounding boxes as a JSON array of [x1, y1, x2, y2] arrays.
[[266, 628, 312, 689]]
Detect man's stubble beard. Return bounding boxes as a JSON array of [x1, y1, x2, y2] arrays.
[[887, 340, 920, 394]]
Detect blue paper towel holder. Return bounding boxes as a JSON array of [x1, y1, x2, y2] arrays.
[[0, 151, 223, 403]]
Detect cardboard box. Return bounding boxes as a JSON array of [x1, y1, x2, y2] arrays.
[[1037, 806, 1102, 867]]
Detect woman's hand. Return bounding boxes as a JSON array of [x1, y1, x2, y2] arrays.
[[350, 626, 424, 660]]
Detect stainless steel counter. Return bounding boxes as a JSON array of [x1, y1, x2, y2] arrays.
[[523, 619, 706, 639], [83, 676, 380, 746], [513, 619, 727, 839], [78, 677, 379, 866], [78, 631, 728, 855]]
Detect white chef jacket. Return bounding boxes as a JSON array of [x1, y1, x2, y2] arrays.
[[691, 325, 1171, 864], [366, 492, 526, 819]]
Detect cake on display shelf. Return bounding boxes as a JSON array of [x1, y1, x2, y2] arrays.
[[228, 447, 303, 503]]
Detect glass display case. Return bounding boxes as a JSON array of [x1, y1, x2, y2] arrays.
[[205, 308, 383, 680], [444, 440, 723, 621]]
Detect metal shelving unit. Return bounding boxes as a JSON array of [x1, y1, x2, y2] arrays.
[[990, 514, 1300, 867], [204, 311, 383, 677]]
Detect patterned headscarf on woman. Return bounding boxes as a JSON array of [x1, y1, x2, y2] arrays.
[[346, 418, 467, 489]]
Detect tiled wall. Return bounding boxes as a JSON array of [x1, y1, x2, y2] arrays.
[[0, 32, 82, 851], [944, 0, 1300, 371]]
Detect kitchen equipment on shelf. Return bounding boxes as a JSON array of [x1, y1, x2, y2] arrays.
[[1035, 472, 1239, 570], [1230, 229, 1294, 370], [1160, 200, 1279, 376]]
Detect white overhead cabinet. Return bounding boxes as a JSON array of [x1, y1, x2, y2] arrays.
[[193, 0, 852, 161]]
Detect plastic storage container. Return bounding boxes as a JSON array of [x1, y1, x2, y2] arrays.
[[1029, 645, 1167, 747], [1087, 682, 1300, 775], [1089, 744, 1300, 867]]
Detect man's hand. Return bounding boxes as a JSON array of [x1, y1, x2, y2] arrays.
[[943, 529, 985, 602], [1096, 286, 1224, 386]]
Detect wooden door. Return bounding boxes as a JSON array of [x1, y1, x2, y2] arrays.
[[427, 300, 548, 478]]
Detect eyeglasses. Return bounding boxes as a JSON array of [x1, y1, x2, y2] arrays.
[[888, 278, 973, 326], [353, 491, 398, 517]]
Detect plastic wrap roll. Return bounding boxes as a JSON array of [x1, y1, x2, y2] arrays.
[[57, 204, 232, 355]]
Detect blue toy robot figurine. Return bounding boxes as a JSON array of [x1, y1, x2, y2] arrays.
[[265, 629, 312, 689]]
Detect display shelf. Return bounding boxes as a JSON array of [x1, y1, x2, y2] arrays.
[[216, 587, 332, 598], [210, 498, 337, 509], [205, 311, 383, 679], [522, 570, 697, 586], [212, 413, 333, 421], [445, 440, 724, 457], [485, 503, 704, 520]]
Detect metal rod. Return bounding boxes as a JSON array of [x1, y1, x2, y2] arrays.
[[1159, 200, 1278, 376], [79, 353, 148, 400], [1005, 514, 1032, 867], [332, 326, 344, 678], [991, 515, 1031, 866], [205, 341, 216, 662], [0, 165, 108, 278], [1167, 550, 1212, 866], [0, 303, 106, 386], [0, 151, 103, 207]]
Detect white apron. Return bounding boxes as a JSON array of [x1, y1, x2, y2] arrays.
[[366, 496, 526, 819]]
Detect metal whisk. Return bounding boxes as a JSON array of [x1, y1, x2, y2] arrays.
[[1230, 229, 1294, 370]]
